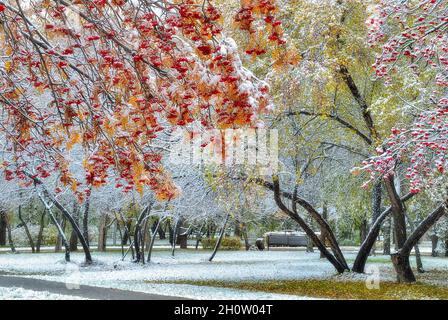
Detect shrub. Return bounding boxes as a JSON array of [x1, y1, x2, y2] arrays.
[[201, 238, 216, 249], [221, 237, 242, 250], [201, 237, 242, 250]]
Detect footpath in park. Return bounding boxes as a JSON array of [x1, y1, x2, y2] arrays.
[[0, 275, 187, 300]]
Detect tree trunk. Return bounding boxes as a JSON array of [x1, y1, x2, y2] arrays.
[[383, 216, 391, 255], [134, 205, 151, 263], [55, 214, 66, 252], [147, 218, 163, 263], [69, 202, 80, 252], [158, 222, 166, 240], [18, 205, 35, 253], [391, 253, 416, 283], [406, 213, 424, 273], [351, 192, 414, 273], [97, 213, 108, 252], [0, 210, 6, 246], [319, 204, 329, 258], [369, 183, 382, 256], [209, 213, 230, 262], [33, 181, 91, 264], [445, 239, 448, 257], [82, 192, 91, 248], [4, 213, 17, 254], [45, 207, 70, 262], [171, 219, 180, 257], [384, 176, 407, 249], [36, 210, 46, 253], [392, 202, 446, 283], [430, 234, 439, 257], [242, 223, 250, 251], [359, 219, 368, 245], [272, 177, 347, 273]]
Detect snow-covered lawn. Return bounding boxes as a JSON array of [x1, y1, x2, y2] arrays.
[[0, 286, 88, 300], [1, 249, 447, 299]]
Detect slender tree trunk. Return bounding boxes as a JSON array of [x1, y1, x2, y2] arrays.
[[0, 210, 6, 246], [55, 214, 66, 252], [4, 213, 17, 254], [69, 202, 80, 252], [406, 213, 424, 273], [319, 204, 329, 258], [383, 216, 391, 255], [171, 219, 179, 257], [82, 192, 91, 248], [209, 213, 230, 262], [18, 205, 35, 253], [370, 183, 382, 256], [97, 213, 108, 252], [359, 219, 368, 245], [158, 222, 166, 240], [242, 223, 250, 251], [384, 176, 407, 249], [147, 218, 163, 263], [445, 239, 448, 257], [134, 205, 151, 263], [430, 234, 439, 257], [36, 210, 46, 253], [272, 178, 347, 273], [45, 207, 70, 262], [34, 183, 91, 263]]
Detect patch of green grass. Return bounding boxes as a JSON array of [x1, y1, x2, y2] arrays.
[[149, 279, 448, 300]]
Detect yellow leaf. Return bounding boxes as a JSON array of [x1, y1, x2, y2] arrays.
[[5, 61, 12, 73]]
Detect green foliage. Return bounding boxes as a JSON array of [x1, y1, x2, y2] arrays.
[[201, 237, 242, 250], [42, 226, 58, 246]]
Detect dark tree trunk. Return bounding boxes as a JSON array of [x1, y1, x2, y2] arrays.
[[391, 253, 416, 283], [406, 213, 424, 273], [253, 177, 349, 270], [242, 223, 250, 251], [55, 214, 66, 252], [384, 176, 407, 249], [168, 221, 175, 245], [209, 213, 230, 262], [158, 222, 166, 239], [69, 202, 80, 252], [36, 210, 46, 253], [134, 205, 151, 263], [369, 183, 382, 256], [97, 213, 108, 252], [0, 210, 6, 246], [82, 192, 91, 248], [234, 220, 242, 238], [430, 234, 439, 257], [272, 178, 347, 273], [147, 218, 163, 263], [33, 180, 91, 263], [352, 192, 414, 273], [383, 216, 391, 255], [392, 202, 446, 283], [359, 219, 368, 245], [445, 239, 448, 257], [3, 212, 17, 254], [18, 205, 35, 253], [45, 207, 70, 262], [319, 204, 329, 258]]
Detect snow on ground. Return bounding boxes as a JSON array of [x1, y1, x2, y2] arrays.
[[0, 286, 88, 300], [1, 249, 447, 299]]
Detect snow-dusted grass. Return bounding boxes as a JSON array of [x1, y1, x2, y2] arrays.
[[1, 249, 447, 299], [0, 286, 89, 300]]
